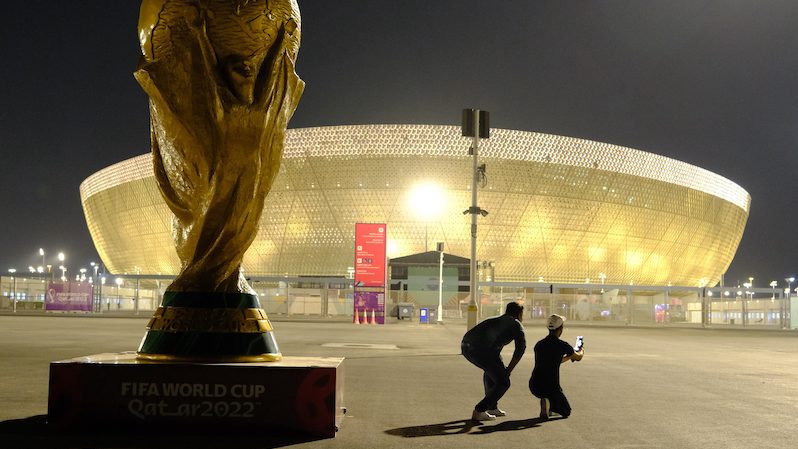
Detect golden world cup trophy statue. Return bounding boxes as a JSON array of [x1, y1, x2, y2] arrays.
[[134, 0, 304, 362]]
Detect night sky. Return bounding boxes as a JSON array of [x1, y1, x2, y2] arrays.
[[1, 1, 797, 287]]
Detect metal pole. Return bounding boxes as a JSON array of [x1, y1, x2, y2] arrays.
[[99, 279, 104, 313], [437, 248, 444, 323], [12, 276, 17, 313], [467, 111, 480, 330], [134, 277, 140, 315], [785, 279, 793, 329]]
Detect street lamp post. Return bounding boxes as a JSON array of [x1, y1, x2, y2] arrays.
[[115, 277, 123, 310], [437, 242, 444, 323], [39, 248, 45, 273], [462, 108, 489, 330], [57, 252, 65, 281], [785, 277, 794, 329], [598, 272, 607, 293], [90, 262, 99, 312], [100, 276, 106, 312], [8, 269, 17, 313], [770, 280, 778, 325], [35, 266, 44, 301], [742, 281, 753, 327]]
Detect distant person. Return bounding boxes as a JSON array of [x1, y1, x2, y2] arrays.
[[529, 314, 584, 420], [461, 301, 526, 421]]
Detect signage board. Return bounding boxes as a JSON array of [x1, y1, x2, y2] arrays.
[[354, 223, 386, 287], [45, 281, 93, 312]]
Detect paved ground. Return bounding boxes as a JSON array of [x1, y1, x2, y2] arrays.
[[1, 314, 797, 448]]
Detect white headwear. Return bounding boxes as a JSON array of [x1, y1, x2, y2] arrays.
[[546, 314, 565, 330]]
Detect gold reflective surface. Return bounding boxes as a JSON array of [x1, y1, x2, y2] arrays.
[[82, 125, 749, 287], [146, 306, 274, 333], [135, 352, 283, 363], [135, 0, 304, 293]]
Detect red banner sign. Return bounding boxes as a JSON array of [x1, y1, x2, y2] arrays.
[[354, 223, 386, 287]]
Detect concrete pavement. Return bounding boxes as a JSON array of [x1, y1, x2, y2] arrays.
[[1, 315, 797, 448]]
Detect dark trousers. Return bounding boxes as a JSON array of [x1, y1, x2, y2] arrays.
[[529, 380, 572, 417], [462, 343, 510, 412]]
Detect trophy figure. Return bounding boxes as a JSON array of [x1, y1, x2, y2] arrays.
[[134, 0, 304, 361]]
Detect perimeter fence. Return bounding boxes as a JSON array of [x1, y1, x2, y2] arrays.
[[1, 275, 794, 329]]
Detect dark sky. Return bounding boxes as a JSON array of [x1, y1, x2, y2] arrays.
[[1, 1, 797, 287]]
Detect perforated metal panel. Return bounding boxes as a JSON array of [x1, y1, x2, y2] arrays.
[[80, 125, 749, 286]]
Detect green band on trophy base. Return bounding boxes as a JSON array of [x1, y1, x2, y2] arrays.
[[137, 292, 281, 362]]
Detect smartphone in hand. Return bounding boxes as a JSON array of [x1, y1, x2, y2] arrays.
[[574, 335, 584, 352]]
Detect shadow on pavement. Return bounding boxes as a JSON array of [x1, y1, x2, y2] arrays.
[[385, 416, 557, 438], [384, 419, 481, 437], [471, 417, 549, 434], [0, 415, 324, 449]]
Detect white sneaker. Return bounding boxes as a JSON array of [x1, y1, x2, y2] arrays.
[[487, 408, 506, 417], [471, 410, 497, 421], [539, 398, 550, 420]]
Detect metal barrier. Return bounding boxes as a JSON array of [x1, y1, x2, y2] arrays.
[[0, 275, 793, 329]]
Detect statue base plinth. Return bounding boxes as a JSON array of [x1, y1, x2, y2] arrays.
[[48, 352, 345, 438]]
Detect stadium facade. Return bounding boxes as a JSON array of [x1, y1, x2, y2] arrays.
[[80, 124, 750, 287]]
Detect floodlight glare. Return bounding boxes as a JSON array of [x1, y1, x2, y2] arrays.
[[408, 182, 444, 220]]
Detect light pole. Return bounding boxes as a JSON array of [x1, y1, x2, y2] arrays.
[[462, 108, 490, 330], [743, 281, 753, 327], [8, 269, 17, 313], [769, 280, 778, 326], [34, 266, 44, 303], [100, 276, 106, 312], [57, 252, 65, 281], [437, 242, 444, 323], [785, 277, 794, 329], [115, 277, 123, 310], [91, 262, 99, 311], [598, 272, 607, 293], [39, 248, 45, 273]]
